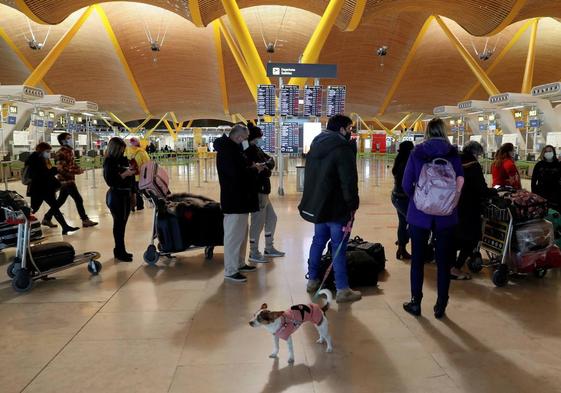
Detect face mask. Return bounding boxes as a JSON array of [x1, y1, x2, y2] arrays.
[[544, 152, 554, 161], [65, 139, 73, 146], [241, 140, 249, 150], [256, 139, 265, 148], [509, 151, 516, 158], [42, 151, 50, 159]]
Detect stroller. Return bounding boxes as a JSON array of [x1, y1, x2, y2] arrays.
[[474, 187, 559, 287], [138, 162, 223, 265]]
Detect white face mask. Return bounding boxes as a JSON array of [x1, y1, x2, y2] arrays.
[[65, 139, 73, 146], [42, 151, 50, 159], [544, 152, 554, 161], [509, 151, 516, 158], [241, 140, 249, 150]]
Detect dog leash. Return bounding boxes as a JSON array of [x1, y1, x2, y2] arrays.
[[313, 212, 355, 300]]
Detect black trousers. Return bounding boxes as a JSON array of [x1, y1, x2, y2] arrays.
[[106, 190, 131, 253], [31, 191, 69, 229], [45, 182, 88, 221], [134, 181, 144, 210]]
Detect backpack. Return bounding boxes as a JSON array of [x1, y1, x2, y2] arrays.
[[21, 165, 32, 186], [413, 158, 459, 216]]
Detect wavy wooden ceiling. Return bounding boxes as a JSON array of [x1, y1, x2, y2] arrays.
[[1, 1, 561, 121]]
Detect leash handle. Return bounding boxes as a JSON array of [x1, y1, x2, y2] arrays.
[[313, 212, 356, 299]]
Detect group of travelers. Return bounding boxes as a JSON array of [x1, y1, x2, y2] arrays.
[[391, 119, 561, 318], [25, 134, 150, 263]]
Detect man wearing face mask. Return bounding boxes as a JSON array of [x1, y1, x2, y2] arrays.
[[452, 141, 489, 280], [214, 123, 264, 283], [299, 114, 362, 303], [244, 122, 285, 263], [42, 133, 98, 229]]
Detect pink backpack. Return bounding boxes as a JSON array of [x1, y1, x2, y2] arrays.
[[413, 158, 459, 216], [138, 161, 170, 199]]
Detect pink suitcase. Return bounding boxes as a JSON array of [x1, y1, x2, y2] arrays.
[[138, 161, 170, 199]]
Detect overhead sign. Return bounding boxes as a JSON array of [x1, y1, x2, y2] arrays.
[[267, 63, 337, 78], [7, 116, 16, 125], [515, 121, 525, 129], [529, 119, 540, 128], [257, 84, 276, 116]]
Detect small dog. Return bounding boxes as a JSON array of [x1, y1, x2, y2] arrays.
[[249, 289, 333, 364]]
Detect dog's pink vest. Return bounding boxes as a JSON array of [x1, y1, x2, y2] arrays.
[[274, 303, 324, 341]]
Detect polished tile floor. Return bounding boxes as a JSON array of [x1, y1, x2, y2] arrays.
[[1, 158, 560, 393]]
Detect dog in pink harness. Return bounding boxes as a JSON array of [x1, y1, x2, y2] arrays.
[[249, 289, 333, 364]]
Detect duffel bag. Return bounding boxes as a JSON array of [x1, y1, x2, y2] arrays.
[[28, 242, 75, 273], [346, 236, 386, 272]]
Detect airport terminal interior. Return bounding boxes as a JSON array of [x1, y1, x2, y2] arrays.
[[1, 1, 561, 392]]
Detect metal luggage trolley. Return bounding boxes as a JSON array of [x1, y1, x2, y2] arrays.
[[3, 207, 102, 292], [143, 196, 214, 266], [473, 202, 514, 287]]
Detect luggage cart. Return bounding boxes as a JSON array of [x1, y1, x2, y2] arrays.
[[473, 202, 514, 287], [143, 196, 214, 266], [3, 207, 102, 293]]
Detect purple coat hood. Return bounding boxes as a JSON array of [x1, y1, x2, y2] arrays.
[[402, 138, 464, 230]]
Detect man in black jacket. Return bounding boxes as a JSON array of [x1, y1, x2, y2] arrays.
[[215, 124, 265, 283], [299, 115, 361, 303]]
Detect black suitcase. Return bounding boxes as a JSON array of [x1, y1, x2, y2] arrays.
[[346, 236, 386, 272], [0, 190, 31, 221], [0, 219, 43, 250], [157, 213, 187, 253], [28, 242, 75, 272]]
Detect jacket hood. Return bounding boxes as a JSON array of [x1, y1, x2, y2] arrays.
[[413, 138, 457, 161], [308, 131, 350, 159], [213, 134, 238, 153]]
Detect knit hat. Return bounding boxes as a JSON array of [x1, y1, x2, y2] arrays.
[[247, 121, 263, 141], [129, 137, 140, 147]]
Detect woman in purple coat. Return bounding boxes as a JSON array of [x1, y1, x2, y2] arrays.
[[401, 119, 464, 319]]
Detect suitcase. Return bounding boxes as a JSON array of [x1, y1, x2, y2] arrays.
[[0, 190, 30, 221], [139, 162, 170, 199], [0, 218, 43, 250], [504, 190, 548, 221], [346, 236, 386, 272], [28, 242, 75, 273], [156, 213, 188, 253], [546, 245, 561, 269]]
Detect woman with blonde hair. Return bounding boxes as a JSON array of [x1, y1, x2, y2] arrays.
[[103, 137, 135, 261]]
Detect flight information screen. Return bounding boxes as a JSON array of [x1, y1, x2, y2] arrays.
[[326, 85, 346, 117], [280, 122, 300, 153], [280, 85, 299, 116], [303, 85, 323, 117], [259, 122, 276, 153], [257, 84, 276, 116]]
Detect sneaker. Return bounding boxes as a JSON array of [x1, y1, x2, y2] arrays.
[[264, 247, 285, 257], [248, 252, 268, 264], [239, 264, 257, 273], [41, 219, 58, 228], [336, 288, 362, 303], [306, 279, 320, 294], [62, 226, 80, 235], [82, 219, 98, 228], [225, 272, 247, 283]]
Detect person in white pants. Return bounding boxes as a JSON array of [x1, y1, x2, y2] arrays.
[[214, 124, 265, 283], [245, 122, 285, 263]]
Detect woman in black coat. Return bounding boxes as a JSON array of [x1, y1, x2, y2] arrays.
[[531, 145, 561, 211], [453, 141, 488, 280], [391, 141, 414, 260], [25, 142, 78, 235], [103, 137, 135, 262]]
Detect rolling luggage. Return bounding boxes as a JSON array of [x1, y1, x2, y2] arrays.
[[27, 242, 75, 273], [0, 190, 30, 220], [156, 213, 188, 253], [0, 219, 43, 250], [139, 161, 170, 199]]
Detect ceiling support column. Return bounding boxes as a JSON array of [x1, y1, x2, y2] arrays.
[[288, 0, 345, 88], [521, 18, 540, 94], [378, 16, 434, 116], [24, 6, 94, 87], [212, 21, 230, 115], [188, 0, 205, 27], [435, 16, 499, 97], [345, 0, 367, 32]]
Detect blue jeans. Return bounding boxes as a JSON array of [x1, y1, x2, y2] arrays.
[[410, 224, 454, 302], [308, 222, 349, 290], [391, 193, 410, 246]]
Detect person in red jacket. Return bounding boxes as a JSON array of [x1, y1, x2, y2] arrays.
[[491, 143, 521, 189]]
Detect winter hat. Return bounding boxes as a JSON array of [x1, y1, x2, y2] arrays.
[[129, 137, 140, 147], [247, 121, 263, 141]]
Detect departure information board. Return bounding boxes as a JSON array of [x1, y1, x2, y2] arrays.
[[259, 122, 276, 153], [303, 86, 323, 117], [280, 85, 299, 116], [257, 84, 276, 116], [280, 122, 300, 153], [326, 85, 346, 116]]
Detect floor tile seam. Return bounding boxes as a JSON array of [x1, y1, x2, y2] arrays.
[[0, 300, 107, 305], [19, 263, 144, 393], [428, 352, 464, 391]]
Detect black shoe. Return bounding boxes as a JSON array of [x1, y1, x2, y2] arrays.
[[434, 299, 448, 319], [403, 297, 422, 316], [239, 264, 257, 273], [62, 226, 80, 235], [113, 250, 133, 262], [225, 272, 247, 283], [41, 219, 58, 228]]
